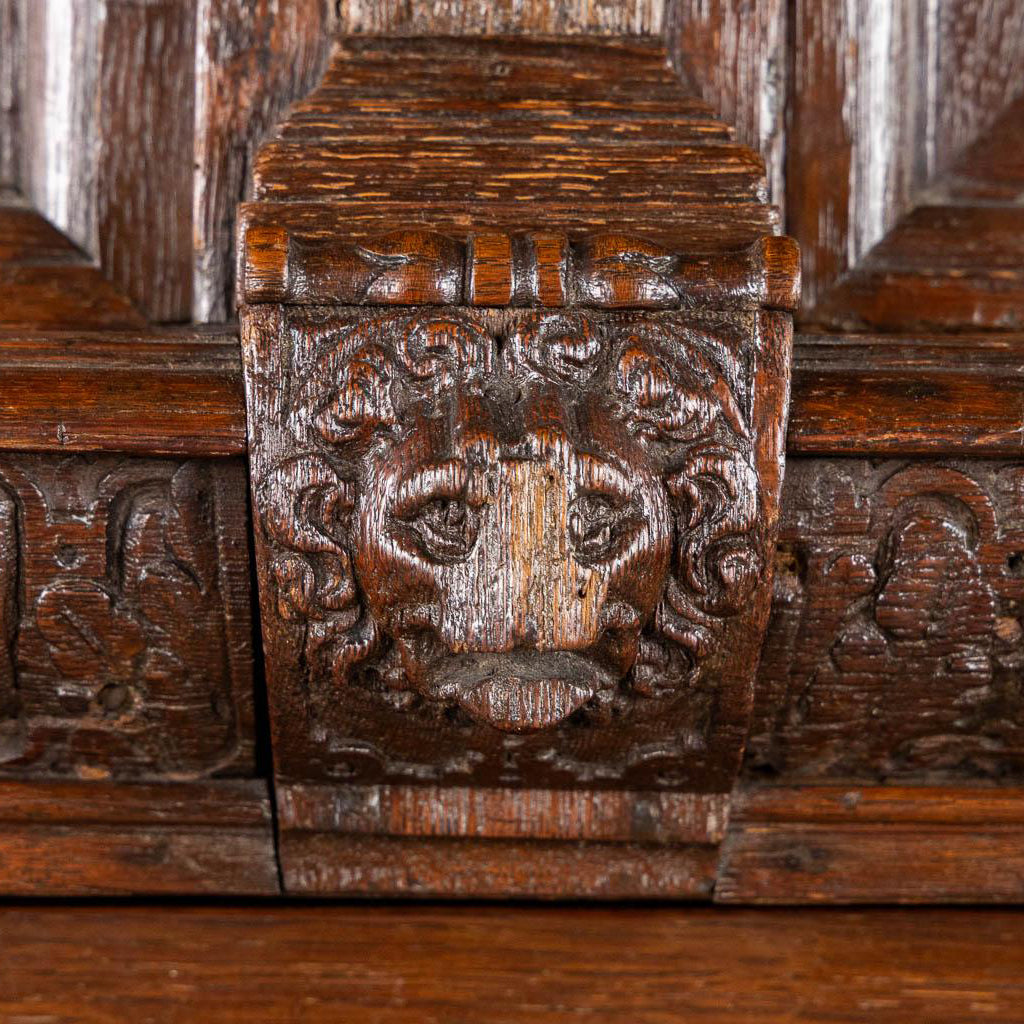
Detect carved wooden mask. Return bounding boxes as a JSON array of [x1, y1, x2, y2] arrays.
[[241, 233, 796, 793]]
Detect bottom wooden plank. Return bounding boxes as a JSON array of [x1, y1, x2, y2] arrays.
[[3, 906, 1024, 1023], [281, 832, 718, 899], [717, 784, 1024, 903], [0, 779, 279, 895]]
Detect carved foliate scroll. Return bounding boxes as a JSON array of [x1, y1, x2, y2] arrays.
[[242, 234, 795, 794], [750, 460, 1024, 781], [0, 457, 255, 779]]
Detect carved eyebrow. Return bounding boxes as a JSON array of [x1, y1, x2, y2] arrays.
[[392, 460, 468, 517], [575, 453, 634, 500]]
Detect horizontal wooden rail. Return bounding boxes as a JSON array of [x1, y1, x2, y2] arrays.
[[4, 904, 1024, 1020], [0, 328, 1020, 457]]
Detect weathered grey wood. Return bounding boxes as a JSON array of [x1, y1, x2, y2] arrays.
[[335, 0, 666, 34]]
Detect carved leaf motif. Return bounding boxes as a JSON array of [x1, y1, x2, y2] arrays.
[[575, 235, 680, 307], [36, 581, 145, 682]]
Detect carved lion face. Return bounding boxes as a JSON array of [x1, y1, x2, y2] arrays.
[[260, 310, 762, 736]]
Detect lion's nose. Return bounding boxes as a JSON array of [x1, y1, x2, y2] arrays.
[[443, 453, 606, 655]]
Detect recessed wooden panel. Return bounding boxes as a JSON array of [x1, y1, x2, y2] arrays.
[[748, 458, 1024, 782], [0, 455, 255, 781]]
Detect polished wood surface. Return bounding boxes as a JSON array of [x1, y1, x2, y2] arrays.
[[0, 780, 276, 896], [0, 201, 142, 330], [0, 329, 245, 455], [3, 330, 1019, 458], [720, 784, 1024, 904], [238, 31, 796, 896], [1, 1, 1022, 907], [3, 906, 1024, 1022]]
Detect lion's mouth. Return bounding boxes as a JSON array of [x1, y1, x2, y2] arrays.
[[432, 651, 610, 733]]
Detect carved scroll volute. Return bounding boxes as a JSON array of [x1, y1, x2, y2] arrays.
[[241, 229, 797, 797]]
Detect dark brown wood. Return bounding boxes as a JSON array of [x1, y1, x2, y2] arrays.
[[335, 0, 666, 34], [718, 784, 1024, 903], [666, 0, 787, 210], [0, 455, 256, 781], [278, 783, 727, 897], [748, 458, 1024, 783], [2, 329, 1018, 458], [241, 227, 799, 311], [0, 2, 20, 188], [0, 779, 277, 895], [0, 328, 247, 456], [242, 303, 789, 851], [787, 333, 1024, 455], [788, 0, 1024, 311], [193, 0, 338, 321], [0, 200, 143, 330], [808, 207, 1024, 333], [4, 905, 1024, 1021], [96, 0, 195, 322], [239, 35, 794, 896], [241, 37, 776, 255]]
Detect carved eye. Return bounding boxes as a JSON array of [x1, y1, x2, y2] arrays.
[[403, 498, 480, 562], [569, 493, 641, 563]]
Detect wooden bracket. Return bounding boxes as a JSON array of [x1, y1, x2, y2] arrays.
[[239, 37, 798, 897]]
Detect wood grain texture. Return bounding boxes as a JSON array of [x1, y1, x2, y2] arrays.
[[279, 782, 729, 843], [787, 333, 1024, 455], [0, 779, 277, 895], [666, 0, 787, 211], [3, 328, 1018, 457], [0, 0, 21, 188], [241, 227, 800, 310], [336, 0, 666, 34], [718, 784, 1024, 903], [96, 0, 195, 321], [0, 328, 246, 455], [14, 0, 195, 319], [0, 456, 256, 781], [3, 329, 1018, 457], [239, 35, 794, 897], [807, 206, 1024, 333], [282, 833, 720, 898], [0, 201, 143, 330], [243, 305, 789, 796], [193, 0, 338, 321], [748, 459, 1024, 783], [18, 0, 102, 259], [278, 783, 727, 897], [789, 0, 1024, 311], [943, 93, 1024, 202], [4, 906, 1024, 1021], [245, 37, 776, 254]]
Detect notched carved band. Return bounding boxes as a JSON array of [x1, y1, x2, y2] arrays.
[[241, 223, 800, 312]]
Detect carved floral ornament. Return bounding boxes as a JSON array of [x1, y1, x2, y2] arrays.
[[242, 230, 795, 788]]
